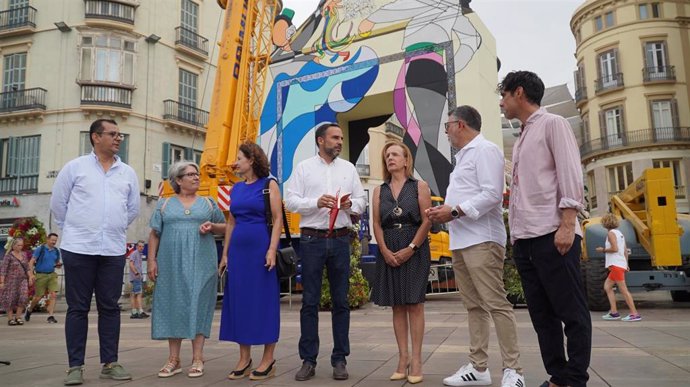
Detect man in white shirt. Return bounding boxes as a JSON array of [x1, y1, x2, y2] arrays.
[[285, 123, 366, 382], [427, 106, 524, 387], [51, 119, 140, 386]]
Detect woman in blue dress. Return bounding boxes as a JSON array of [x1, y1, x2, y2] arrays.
[[147, 161, 226, 378], [219, 142, 282, 380]]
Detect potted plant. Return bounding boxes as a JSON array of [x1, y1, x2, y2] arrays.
[[502, 210, 526, 306], [319, 225, 370, 310]]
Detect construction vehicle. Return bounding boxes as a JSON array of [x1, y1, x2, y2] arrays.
[[581, 168, 690, 310], [429, 196, 452, 264]]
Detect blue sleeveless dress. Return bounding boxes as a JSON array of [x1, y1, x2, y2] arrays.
[[219, 177, 280, 344]]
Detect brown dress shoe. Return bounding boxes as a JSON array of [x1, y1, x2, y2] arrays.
[[333, 362, 348, 380], [295, 362, 316, 381]]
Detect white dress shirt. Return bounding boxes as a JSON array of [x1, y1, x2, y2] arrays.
[[50, 152, 140, 256], [285, 155, 366, 230], [445, 134, 506, 250]]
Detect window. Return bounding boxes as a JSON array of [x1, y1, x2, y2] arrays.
[[651, 2, 660, 18], [2, 52, 26, 92], [79, 131, 129, 164], [0, 135, 40, 194], [600, 106, 625, 147], [178, 69, 198, 122], [179, 0, 199, 46], [604, 11, 614, 27], [161, 142, 199, 178], [645, 41, 667, 72], [594, 16, 603, 31], [607, 163, 633, 195], [587, 171, 597, 209], [639, 4, 649, 19], [597, 49, 620, 89], [2, 52, 27, 109], [581, 114, 590, 145], [80, 34, 136, 86], [653, 159, 686, 199], [650, 100, 678, 141]]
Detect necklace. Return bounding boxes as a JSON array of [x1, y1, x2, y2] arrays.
[[393, 203, 403, 217]]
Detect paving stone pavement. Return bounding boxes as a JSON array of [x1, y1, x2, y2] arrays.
[[1, 291, 688, 387]]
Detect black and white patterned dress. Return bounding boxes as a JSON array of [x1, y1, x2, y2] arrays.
[[371, 177, 431, 306]]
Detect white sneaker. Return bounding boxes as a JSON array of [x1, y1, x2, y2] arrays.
[[443, 363, 492, 386], [501, 368, 525, 387]]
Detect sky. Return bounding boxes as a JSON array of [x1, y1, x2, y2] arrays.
[[283, 0, 583, 93]]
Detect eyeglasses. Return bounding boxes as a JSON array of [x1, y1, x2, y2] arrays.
[[100, 131, 125, 140], [180, 172, 200, 178], [444, 121, 460, 130]]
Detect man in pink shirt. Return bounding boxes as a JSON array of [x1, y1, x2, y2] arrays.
[[500, 71, 590, 387]]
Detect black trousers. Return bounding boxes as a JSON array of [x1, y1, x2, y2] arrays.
[[513, 232, 591, 387], [62, 250, 125, 367]]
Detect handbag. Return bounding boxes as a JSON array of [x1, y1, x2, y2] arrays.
[[263, 178, 298, 279]]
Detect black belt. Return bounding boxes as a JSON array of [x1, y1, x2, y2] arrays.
[[301, 227, 349, 238], [384, 223, 419, 230]]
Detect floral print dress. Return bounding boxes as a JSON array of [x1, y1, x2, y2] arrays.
[[0, 252, 30, 311]]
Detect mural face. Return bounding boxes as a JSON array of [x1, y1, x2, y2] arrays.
[[260, 0, 481, 197]]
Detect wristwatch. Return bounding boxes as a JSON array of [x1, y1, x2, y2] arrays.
[[408, 242, 419, 251], [450, 205, 460, 218]]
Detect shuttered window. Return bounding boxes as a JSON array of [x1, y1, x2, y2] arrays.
[[161, 142, 200, 179], [0, 135, 40, 194]]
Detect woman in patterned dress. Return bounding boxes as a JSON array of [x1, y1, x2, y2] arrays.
[[371, 141, 432, 384], [0, 237, 34, 325], [147, 161, 226, 378]]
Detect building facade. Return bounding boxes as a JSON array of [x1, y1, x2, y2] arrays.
[[571, 0, 690, 216], [0, 0, 221, 244]]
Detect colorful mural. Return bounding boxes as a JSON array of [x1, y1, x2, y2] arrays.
[[259, 0, 482, 197]]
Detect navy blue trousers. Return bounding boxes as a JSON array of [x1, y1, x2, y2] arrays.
[[513, 232, 591, 387], [62, 250, 125, 367], [298, 234, 351, 366]]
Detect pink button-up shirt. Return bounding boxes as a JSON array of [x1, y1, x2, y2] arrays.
[[509, 108, 584, 243]]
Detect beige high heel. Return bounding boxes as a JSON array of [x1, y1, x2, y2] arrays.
[[407, 374, 423, 384]]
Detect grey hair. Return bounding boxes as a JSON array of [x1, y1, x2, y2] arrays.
[[9, 236, 24, 251], [168, 160, 199, 194], [449, 105, 482, 132]]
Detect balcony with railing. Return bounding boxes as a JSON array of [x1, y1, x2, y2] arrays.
[[175, 26, 209, 58], [356, 164, 371, 177], [80, 85, 132, 108], [675, 186, 687, 200], [575, 87, 587, 105], [0, 88, 46, 113], [84, 0, 136, 28], [385, 122, 404, 138], [0, 175, 38, 195], [643, 66, 676, 83], [0, 6, 36, 36], [595, 73, 624, 94], [580, 127, 690, 157], [163, 99, 209, 130]]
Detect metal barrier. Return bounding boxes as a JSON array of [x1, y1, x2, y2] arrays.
[[427, 263, 459, 296]]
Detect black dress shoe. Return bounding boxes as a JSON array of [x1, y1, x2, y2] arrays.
[[249, 360, 276, 380], [295, 362, 316, 381], [333, 362, 348, 380], [227, 359, 252, 380]]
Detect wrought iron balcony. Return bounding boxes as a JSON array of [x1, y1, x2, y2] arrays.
[[385, 122, 404, 137], [643, 66, 676, 82], [595, 73, 624, 94], [0, 6, 36, 32], [675, 186, 686, 200], [175, 26, 209, 57], [580, 127, 690, 157], [0, 88, 46, 113], [80, 85, 132, 108], [356, 164, 371, 177], [163, 99, 209, 127], [575, 87, 587, 104], [84, 0, 135, 25]]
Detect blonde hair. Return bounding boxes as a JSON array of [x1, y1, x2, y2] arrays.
[[8, 237, 24, 251], [381, 141, 413, 182], [601, 213, 620, 230]]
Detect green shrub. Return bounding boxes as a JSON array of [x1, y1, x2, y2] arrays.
[[319, 226, 370, 310]]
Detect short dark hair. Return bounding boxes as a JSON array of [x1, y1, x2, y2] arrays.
[[47, 233, 58, 239], [239, 142, 270, 178], [89, 119, 118, 146], [314, 122, 340, 145], [498, 71, 544, 106], [449, 105, 482, 132]]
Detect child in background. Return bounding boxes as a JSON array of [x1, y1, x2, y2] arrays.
[[596, 213, 641, 322]]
